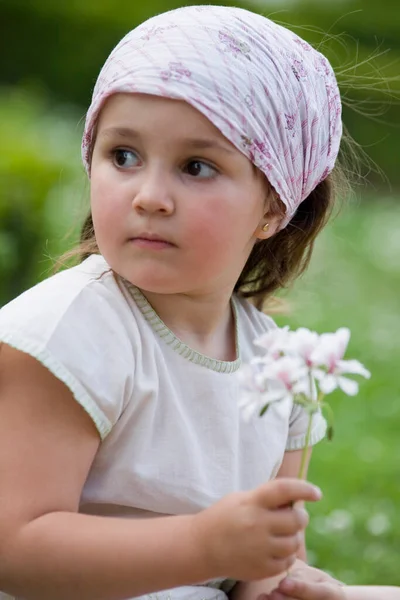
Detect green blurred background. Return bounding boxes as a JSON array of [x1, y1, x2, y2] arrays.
[[1, 0, 399, 587]]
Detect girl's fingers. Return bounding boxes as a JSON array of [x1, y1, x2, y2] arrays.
[[278, 579, 343, 600], [288, 564, 344, 586], [255, 479, 322, 509], [268, 555, 298, 576], [269, 534, 301, 559], [269, 507, 309, 535]]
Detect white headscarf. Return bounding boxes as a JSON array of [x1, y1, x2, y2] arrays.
[[82, 5, 342, 228]]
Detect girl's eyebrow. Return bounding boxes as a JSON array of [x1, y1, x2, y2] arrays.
[[185, 138, 235, 155], [100, 127, 141, 140], [99, 126, 235, 154]]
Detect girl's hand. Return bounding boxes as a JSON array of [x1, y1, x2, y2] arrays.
[[193, 478, 322, 581], [267, 577, 346, 600], [270, 561, 343, 587]]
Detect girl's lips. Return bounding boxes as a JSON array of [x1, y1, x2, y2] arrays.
[[130, 237, 174, 250]]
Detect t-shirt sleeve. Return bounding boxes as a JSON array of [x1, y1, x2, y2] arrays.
[[0, 275, 134, 440], [286, 402, 327, 451]]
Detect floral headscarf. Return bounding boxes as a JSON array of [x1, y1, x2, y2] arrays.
[[82, 5, 342, 228]]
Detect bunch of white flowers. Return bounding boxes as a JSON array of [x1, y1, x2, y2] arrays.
[[238, 327, 370, 478]]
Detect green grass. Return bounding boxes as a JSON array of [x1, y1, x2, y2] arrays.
[[274, 198, 400, 585]]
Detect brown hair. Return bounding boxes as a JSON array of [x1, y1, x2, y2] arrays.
[[236, 170, 344, 309], [57, 162, 346, 310]]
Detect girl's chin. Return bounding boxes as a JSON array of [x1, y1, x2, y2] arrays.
[[118, 272, 188, 295]]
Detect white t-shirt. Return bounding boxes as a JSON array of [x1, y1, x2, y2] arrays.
[[0, 255, 326, 600]]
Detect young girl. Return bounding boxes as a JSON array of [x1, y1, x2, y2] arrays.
[[0, 5, 343, 600]]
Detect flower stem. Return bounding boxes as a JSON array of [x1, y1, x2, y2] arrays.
[[298, 413, 313, 480]]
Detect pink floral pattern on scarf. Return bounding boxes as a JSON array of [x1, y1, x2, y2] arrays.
[[219, 29, 251, 60], [160, 62, 192, 82]]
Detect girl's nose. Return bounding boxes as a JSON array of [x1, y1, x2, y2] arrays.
[[131, 171, 174, 215]]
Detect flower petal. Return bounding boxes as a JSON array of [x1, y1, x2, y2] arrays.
[[310, 327, 351, 367], [338, 376, 359, 396], [337, 359, 371, 379], [313, 368, 328, 381], [254, 326, 290, 354], [261, 382, 291, 404], [319, 374, 338, 394], [335, 327, 351, 358]]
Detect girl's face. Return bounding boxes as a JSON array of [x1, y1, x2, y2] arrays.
[[90, 93, 277, 296]]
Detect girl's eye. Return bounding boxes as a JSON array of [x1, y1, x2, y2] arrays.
[[184, 160, 217, 179], [112, 149, 140, 169]]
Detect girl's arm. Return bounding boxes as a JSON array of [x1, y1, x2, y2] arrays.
[[0, 345, 213, 600], [0, 345, 321, 600]]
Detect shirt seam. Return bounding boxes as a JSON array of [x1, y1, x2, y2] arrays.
[[120, 279, 243, 374]]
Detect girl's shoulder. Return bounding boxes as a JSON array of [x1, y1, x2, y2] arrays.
[[0, 254, 126, 335], [0, 255, 135, 439]]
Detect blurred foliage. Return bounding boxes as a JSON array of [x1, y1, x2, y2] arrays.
[[0, 87, 85, 305]]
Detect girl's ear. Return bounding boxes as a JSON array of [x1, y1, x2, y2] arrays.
[[254, 179, 284, 240], [255, 214, 281, 240], [256, 194, 284, 240]]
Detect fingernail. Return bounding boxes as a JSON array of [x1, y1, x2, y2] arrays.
[[298, 508, 309, 526], [312, 485, 322, 499], [281, 578, 295, 591]]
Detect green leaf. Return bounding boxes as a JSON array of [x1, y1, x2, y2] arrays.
[[259, 404, 270, 417]]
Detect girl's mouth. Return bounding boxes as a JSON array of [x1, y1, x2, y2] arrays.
[[130, 235, 175, 250]]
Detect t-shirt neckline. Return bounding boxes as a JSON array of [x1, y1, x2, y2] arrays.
[[121, 279, 242, 373]]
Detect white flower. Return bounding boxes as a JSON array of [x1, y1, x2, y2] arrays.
[[260, 355, 310, 396], [238, 377, 292, 421], [237, 362, 274, 421], [307, 327, 370, 396], [255, 326, 321, 368], [238, 325, 370, 421], [287, 327, 320, 366], [237, 355, 310, 420], [254, 326, 290, 359], [310, 327, 351, 370], [314, 358, 371, 395]]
